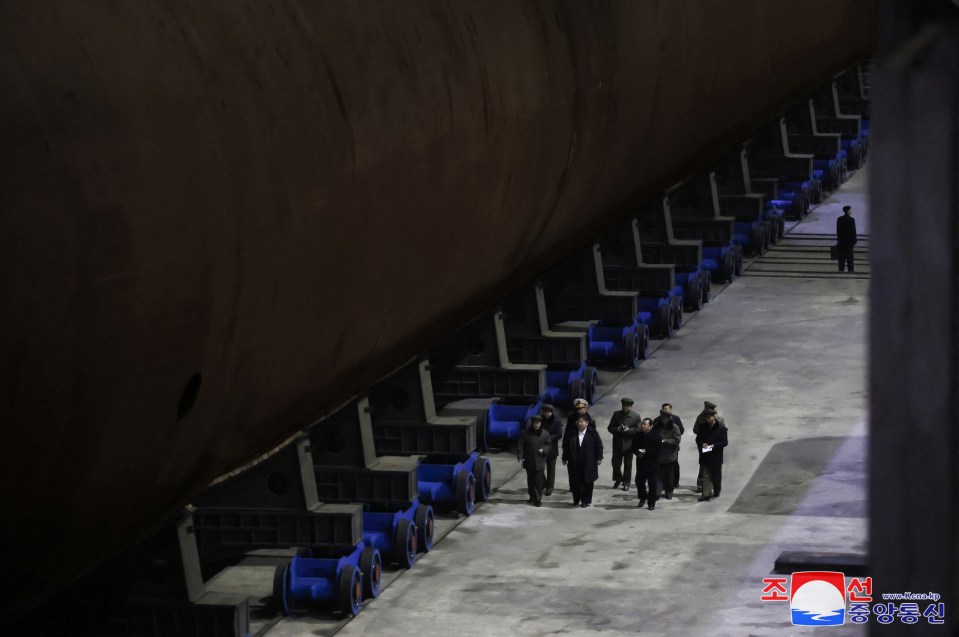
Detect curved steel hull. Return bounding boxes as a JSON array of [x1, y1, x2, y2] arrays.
[[0, 0, 873, 613]]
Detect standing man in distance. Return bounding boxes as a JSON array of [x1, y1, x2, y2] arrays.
[[696, 409, 728, 502], [540, 404, 563, 496], [562, 416, 604, 508], [607, 397, 642, 490], [517, 415, 551, 507], [836, 205, 858, 273]]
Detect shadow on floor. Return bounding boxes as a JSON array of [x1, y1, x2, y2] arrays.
[[729, 436, 866, 517]]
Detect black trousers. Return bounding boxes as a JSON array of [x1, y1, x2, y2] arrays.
[[611, 447, 633, 484], [673, 461, 680, 485], [702, 463, 723, 497], [545, 455, 557, 492], [526, 469, 545, 504], [658, 463, 676, 495], [568, 469, 595, 505], [635, 464, 658, 506], [837, 246, 855, 272]]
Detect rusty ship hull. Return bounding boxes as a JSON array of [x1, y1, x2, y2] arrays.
[[0, 0, 873, 614]]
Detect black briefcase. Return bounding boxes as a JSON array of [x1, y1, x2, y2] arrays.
[[830, 245, 838, 260]]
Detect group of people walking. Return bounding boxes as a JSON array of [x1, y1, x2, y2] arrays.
[[517, 397, 728, 510]]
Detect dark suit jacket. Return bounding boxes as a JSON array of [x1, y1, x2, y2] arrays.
[[607, 410, 642, 452], [563, 411, 597, 452], [518, 427, 551, 471], [696, 422, 729, 467], [542, 415, 563, 459], [671, 414, 685, 435], [837, 214, 857, 248], [633, 429, 662, 473], [562, 427, 603, 484]]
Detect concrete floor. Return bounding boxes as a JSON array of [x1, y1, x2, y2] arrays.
[[252, 168, 871, 636]]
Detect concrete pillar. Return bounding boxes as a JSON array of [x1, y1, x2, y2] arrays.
[[870, 17, 959, 636]]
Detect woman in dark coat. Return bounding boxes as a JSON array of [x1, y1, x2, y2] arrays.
[[562, 415, 603, 508]]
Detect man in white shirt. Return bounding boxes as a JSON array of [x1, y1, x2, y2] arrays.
[[562, 416, 604, 508]]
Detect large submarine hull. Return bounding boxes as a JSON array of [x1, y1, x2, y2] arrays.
[[0, 1, 873, 613]]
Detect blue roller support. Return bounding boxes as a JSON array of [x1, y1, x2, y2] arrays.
[[782, 180, 811, 216], [841, 139, 862, 169], [361, 503, 422, 569], [668, 287, 683, 330], [809, 171, 824, 203], [637, 297, 673, 338], [733, 221, 765, 255], [486, 398, 541, 444], [472, 455, 493, 502], [358, 546, 383, 599], [417, 452, 483, 516], [276, 542, 369, 616], [702, 245, 734, 282], [582, 365, 598, 403], [837, 150, 849, 182], [763, 204, 786, 240], [674, 270, 703, 311], [587, 321, 643, 368], [813, 159, 840, 191], [413, 499, 435, 553], [543, 361, 589, 408], [698, 269, 712, 305]]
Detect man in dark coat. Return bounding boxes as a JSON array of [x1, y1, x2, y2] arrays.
[[656, 413, 682, 500], [563, 397, 597, 455], [656, 403, 684, 487], [836, 205, 858, 272], [696, 409, 729, 502], [693, 401, 726, 491], [633, 418, 662, 510], [562, 415, 603, 508], [540, 404, 563, 496], [607, 397, 642, 490], [518, 415, 551, 506]]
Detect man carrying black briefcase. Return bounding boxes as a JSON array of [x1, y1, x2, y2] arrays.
[[835, 205, 858, 272]]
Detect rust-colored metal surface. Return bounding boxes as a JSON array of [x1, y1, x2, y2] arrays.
[[0, 1, 873, 614]]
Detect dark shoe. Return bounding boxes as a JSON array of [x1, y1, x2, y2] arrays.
[[527, 498, 535, 503], [697, 496, 711, 502], [580, 502, 589, 508], [572, 500, 580, 506], [621, 484, 629, 491], [665, 493, 673, 500], [613, 480, 621, 489], [647, 505, 655, 511], [544, 489, 552, 496], [713, 492, 720, 499], [638, 498, 646, 508], [535, 501, 542, 507]]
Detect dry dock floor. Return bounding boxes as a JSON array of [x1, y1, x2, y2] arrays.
[[256, 168, 870, 636]]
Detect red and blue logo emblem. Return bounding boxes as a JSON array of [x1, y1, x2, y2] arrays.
[[790, 571, 846, 626]]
